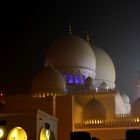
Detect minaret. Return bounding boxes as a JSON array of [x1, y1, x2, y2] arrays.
[[85, 31, 96, 45], [85, 31, 95, 51], [68, 21, 72, 35], [133, 70, 140, 101], [44, 57, 53, 68], [48, 59, 53, 67], [86, 31, 90, 45]]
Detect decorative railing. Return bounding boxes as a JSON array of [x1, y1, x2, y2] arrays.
[[32, 92, 65, 98], [75, 116, 140, 129], [32, 88, 117, 98], [69, 88, 117, 95]]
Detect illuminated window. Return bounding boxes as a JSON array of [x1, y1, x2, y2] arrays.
[[68, 74, 73, 83], [0, 128, 4, 138], [63, 74, 67, 81], [40, 128, 55, 140], [81, 75, 86, 84], [66, 88, 68, 93], [75, 75, 80, 84], [7, 127, 27, 140]]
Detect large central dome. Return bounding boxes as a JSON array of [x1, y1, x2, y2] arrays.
[[45, 35, 96, 80]]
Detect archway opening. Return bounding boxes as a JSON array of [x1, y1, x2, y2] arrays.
[[40, 128, 55, 140], [7, 126, 27, 140]]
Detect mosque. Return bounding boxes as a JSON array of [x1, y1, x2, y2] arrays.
[[0, 28, 140, 140]]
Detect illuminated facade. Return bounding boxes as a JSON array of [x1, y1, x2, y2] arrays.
[[1, 32, 140, 140], [0, 102, 58, 140]]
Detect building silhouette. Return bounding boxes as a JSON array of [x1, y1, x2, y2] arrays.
[[0, 32, 140, 140]]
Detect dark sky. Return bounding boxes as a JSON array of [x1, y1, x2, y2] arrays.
[[0, 1, 140, 100]]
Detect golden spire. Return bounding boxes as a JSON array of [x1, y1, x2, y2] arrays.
[[68, 21, 72, 35], [46, 58, 53, 68], [48, 59, 51, 66], [86, 31, 90, 44], [93, 32, 96, 44]]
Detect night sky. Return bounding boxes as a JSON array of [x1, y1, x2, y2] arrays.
[[0, 1, 140, 100]]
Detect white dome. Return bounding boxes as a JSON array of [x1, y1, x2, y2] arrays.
[[45, 35, 96, 79], [93, 46, 116, 88], [121, 94, 130, 104]]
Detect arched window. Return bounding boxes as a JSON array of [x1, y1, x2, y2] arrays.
[[75, 74, 80, 84], [7, 126, 27, 140], [66, 88, 68, 93], [99, 81, 107, 90], [0, 128, 4, 139], [68, 74, 73, 83], [63, 74, 67, 81], [81, 75, 86, 84], [40, 128, 55, 140]]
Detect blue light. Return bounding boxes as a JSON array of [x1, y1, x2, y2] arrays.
[[75, 75, 80, 83], [68, 74, 73, 83], [63, 74, 67, 81], [81, 75, 86, 84], [66, 88, 68, 93]]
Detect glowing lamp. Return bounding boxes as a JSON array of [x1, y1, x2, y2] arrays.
[[0, 93, 4, 97], [46, 129, 50, 140], [0, 128, 4, 138]]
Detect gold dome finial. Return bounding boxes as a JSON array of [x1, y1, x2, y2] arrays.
[[48, 59, 51, 66], [46, 58, 53, 68], [86, 31, 90, 44], [68, 21, 72, 35]]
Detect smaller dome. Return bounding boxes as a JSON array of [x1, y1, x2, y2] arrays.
[[131, 97, 140, 116], [121, 94, 130, 104], [32, 66, 66, 93], [99, 81, 108, 90], [83, 98, 106, 120]]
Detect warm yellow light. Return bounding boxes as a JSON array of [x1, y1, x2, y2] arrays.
[[95, 120, 97, 124], [89, 120, 91, 124], [0, 128, 4, 138], [100, 120, 102, 124], [13, 129, 17, 139], [16, 127, 22, 129], [46, 129, 50, 140], [83, 119, 104, 125], [135, 117, 140, 123], [42, 93, 45, 97], [7, 127, 27, 140], [40, 128, 51, 140]]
